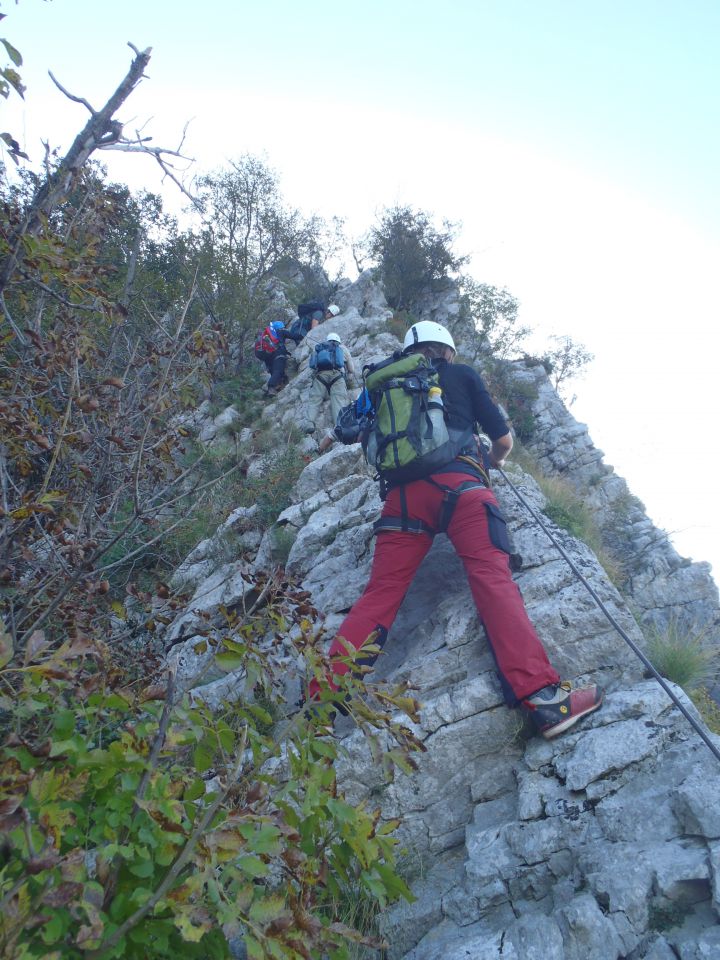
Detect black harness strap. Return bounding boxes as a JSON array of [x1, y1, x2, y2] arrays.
[[372, 516, 434, 536], [425, 477, 489, 533], [399, 486, 409, 532], [373, 474, 489, 537], [316, 372, 344, 393], [373, 484, 435, 535]]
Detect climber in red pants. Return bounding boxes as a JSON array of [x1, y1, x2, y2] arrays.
[[309, 321, 602, 739]]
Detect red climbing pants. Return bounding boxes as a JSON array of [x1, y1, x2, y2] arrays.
[[309, 471, 559, 704]]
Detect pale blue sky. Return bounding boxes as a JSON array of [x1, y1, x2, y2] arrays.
[[4, 0, 720, 586], [11, 0, 718, 228]]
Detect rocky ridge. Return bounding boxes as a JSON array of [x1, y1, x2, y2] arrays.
[[163, 272, 720, 959]]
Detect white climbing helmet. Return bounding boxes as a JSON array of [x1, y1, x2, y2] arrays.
[[326, 332, 341, 343], [327, 304, 341, 317], [403, 320, 456, 353]]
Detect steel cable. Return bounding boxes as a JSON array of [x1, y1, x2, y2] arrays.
[[495, 462, 720, 765]]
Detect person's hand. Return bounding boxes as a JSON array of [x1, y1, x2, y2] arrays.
[[488, 432, 512, 470], [318, 433, 334, 454]]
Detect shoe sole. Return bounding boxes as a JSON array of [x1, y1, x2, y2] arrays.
[[541, 692, 604, 739]]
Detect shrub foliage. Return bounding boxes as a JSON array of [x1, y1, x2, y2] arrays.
[[0, 576, 423, 959], [0, 33, 421, 959]]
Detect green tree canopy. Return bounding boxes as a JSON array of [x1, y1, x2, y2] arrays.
[[458, 277, 532, 359], [191, 155, 327, 336], [366, 204, 468, 313]]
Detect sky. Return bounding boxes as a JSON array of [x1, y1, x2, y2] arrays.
[[3, 0, 720, 590]]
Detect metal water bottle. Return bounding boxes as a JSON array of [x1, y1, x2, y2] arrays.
[[422, 385, 449, 452]]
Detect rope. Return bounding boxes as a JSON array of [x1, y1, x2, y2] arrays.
[[495, 463, 720, 765]]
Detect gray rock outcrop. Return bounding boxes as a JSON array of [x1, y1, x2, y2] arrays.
[[162, 272, 720, 958], [519, 363, 720, 635]]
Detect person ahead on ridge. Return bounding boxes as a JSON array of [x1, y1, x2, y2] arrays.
[[309, 320, 603, 739], [293, 301, 341, 339], [257, 320, 301, 395], [303, 332, 358, 448]]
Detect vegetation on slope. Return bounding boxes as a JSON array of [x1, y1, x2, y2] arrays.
[[0, 31, 424, 960], [0, 12, 658, 959]]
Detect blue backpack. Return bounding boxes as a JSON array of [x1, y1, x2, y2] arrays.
[[310, 340, 344, 372]]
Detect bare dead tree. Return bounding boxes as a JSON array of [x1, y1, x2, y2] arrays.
[[351, 239, 367, 273], [104, 119, 199, 209], [0, 43, 196, 297]]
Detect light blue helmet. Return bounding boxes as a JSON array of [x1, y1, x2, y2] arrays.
[[270, 320, 285, 333]]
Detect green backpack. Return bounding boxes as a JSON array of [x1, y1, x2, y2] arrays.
[[362, 352, 470, 485]]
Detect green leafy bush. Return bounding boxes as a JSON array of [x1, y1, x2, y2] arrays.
[[537, 335, 594, 400], [270, 526, 297, 565], [0, 576, 423, 959], [481, 362, 539, 442], [648, 899, 690, 932], [208, 367, 266, 424], [458, 279, 530, 360], [236, 442, 308, 530]]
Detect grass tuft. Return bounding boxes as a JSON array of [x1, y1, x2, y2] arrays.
[[509, 446, 625, 585], [644, 619, 716, 691]]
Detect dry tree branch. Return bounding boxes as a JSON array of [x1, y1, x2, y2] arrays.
[[38, 357, 79, 499], [0, 44, 153, 297], [16, 269, 103, 311], [104, 120, 201, 211], [131, 292, 194, 512], [47, 70, 95, 114], [0, 293, 27, 344], [15, 434, 241, 624]]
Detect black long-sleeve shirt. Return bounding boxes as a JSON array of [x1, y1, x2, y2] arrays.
[[435, 359, 508, 441]]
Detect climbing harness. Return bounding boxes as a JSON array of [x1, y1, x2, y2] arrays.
[[494, 460, 720, 766], [372, 454, 523, 570], [373, 469, 488, 537], [316, 372, 344, 393]]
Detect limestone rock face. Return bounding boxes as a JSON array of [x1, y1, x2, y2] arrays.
[[520, 364, 720, 635], [335, 268, 393, 319], [163, 271, 720, 959]]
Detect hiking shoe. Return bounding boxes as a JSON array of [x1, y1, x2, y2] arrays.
[[521, 681, 603, 739]]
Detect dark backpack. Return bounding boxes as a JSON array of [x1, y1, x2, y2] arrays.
[[361, 352, 470, 485], [298, 300, 325, 318], [254, 326, 280, 359], [288, 316, 311, 340], [310, 340, 344, 372], [291, 301, 325, 340], [333, 388, 374, 445]]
